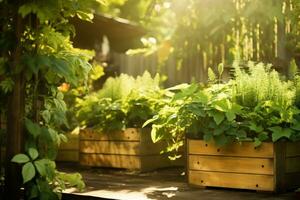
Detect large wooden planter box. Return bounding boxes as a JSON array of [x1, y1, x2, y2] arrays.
[[79, 128, 183, 171], [56, 134, 79, 162], [187, 139, 300, 192]]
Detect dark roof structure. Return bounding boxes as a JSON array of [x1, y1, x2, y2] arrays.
[[71, 14, 147, 52]]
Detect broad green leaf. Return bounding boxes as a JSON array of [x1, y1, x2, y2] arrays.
[[212, 112, 224, 125], [214, 134, 228, 147], [11, 154, 30, 164], [59, 134, 68, 143], [34, 159, 48, 177], [254, 138, 262, 147], [28, 184, 39, 199], [22, 162, 36, 183], [143, 115, 158, 128], [258, 132, 269, 141], [213, 98, 230, 112], [269, 127, 293, 142], [225, 111, 235, 121], [28, 148, 39, 160], [41, 110, 51, 123], [217, 63, 224, 76], [291, 121, 300, 131], [151, 126, 164, 143], [203, 132, 213, 142], [25, 118, 41, 138], [213, 127, 224, 136], [194, 90, 209, 104], [248, 122, 264, 133]]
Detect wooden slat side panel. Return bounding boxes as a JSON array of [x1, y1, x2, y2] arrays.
[[188, 139, 274, 158], [273, 141, 287, 192], [56, 150, 79, 162], [139, 140, 168, 155], [59, 135, 79, 150], [285, 157, 300, 173], [286, 141, 300, 157], [285, 173, 300, 190], [139, 128, 152, 143], [140, 155, 172, 172], [80, 128, 141, 141], [79, 154, 141, 169], [188, 170, 274, 191], [189, 155, 273, 175], [80, 141, 140, 155], [140, 154, 185, 170]]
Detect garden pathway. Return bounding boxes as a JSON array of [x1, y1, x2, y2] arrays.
[[59, 163, 297, 200]]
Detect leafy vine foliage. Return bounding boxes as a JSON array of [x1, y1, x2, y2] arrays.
[[0, 0, 103, 199]]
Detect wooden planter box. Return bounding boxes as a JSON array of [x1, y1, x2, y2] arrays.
[[56, 134, 79, 162], [79, 128, 183, 171], [187, 139, 300, 192]]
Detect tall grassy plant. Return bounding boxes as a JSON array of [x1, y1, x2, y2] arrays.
[[233, 62, 295, 109]]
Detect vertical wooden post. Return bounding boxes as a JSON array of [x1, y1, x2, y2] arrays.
[[4, 7, 25, 200]]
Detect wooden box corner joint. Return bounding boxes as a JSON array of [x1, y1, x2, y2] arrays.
[[187, 139, 300, 192]]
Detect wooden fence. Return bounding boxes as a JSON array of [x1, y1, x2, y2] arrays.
[[112, 52, 231, 87]]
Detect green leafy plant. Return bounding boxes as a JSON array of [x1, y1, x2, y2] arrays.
[[146, 62, 300, 158], [76, 71, 165, 131], [0, 0, 103, 199], [11, 148, 84, 199]]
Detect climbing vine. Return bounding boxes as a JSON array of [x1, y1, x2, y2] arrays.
[[0, 0, 103, 199]]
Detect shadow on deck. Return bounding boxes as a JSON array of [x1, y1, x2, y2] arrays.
[[58, 162, 298, 200]]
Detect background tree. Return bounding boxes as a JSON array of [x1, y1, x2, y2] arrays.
[[102, 0, 300, 76]]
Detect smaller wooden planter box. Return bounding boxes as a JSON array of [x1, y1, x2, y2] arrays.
[[79, 128, 182, 171], [187, 139, 300, 192], [56, 134, 79, 162]]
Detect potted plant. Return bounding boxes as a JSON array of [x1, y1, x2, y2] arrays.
[[76, 72, 181, 171], [146, 62, 300, 192]]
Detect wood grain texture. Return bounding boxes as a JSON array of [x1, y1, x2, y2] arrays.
[[285, 157, 300, 173], [286, 141, 300, 157], [59, 134, 79, 150], [189, 155, 273, 175], [274, 141, 286, 192], [80, 141, 140, 155], [56, 150, 79, 162], [79, 128, 142, 141], [188, 139, 274, 158], [189, 170, 274, 191]]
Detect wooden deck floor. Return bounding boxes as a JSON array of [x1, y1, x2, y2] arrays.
[[58, 163, 297, 200]]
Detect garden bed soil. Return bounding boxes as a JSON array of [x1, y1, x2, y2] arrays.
[[79, 128, 183, 172], [187, 139, 300, 192]]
